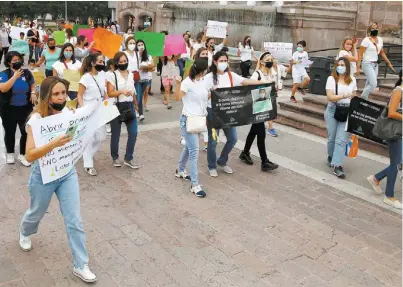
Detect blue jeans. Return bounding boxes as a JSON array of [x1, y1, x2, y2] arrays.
[[110, 103, 138, 161], [20, 161, 88, 268], [361, 61, 379, 100], [177, 58, 185, 78], [325, 104, 349, 167], [375, 138, 402, 198], [178, 115, 200, 185], [207, 107, 238, 170], [135, 81, 148, 116]]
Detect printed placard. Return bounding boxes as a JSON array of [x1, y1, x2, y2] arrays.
[[206, 20, 228, 39]]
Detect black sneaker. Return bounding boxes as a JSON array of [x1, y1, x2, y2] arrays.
[[333, 166, 345, 179], [261, 160, 279, 172], [290, 96, 297, 103], [175, 169, 191, 180], [327, 156, 332, 167], [239, 151, 253, 165]]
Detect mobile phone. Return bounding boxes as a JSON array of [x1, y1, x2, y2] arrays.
[[65, 124, 78, 138]]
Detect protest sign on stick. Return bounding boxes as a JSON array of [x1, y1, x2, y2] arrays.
[[206, 20, 228, 39], [211, 83, 276, 129]]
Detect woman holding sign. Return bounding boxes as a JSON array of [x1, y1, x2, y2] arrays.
[[77, 53, 107, 176], [52, 43, 82, 100], [19, 77, 97, 283], [325, 57, 358, 179], [203, 51, 262, 177]]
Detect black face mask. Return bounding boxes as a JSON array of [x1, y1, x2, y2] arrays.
[[117, 63, 128, 71], [12, 61, 23, 70], [370, 29, 378, 37], [48, 46, 56, 50], [50, 101, 66, 111], [95, 64, 105, 72], [264, 61, 273, 69], [84, 42, 89, 47]]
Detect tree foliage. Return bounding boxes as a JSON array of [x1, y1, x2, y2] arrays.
[[0, 1, 110, 23]]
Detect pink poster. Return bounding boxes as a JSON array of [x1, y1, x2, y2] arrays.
[[77, 28, 94, 43], [164, 34, 187, 56]]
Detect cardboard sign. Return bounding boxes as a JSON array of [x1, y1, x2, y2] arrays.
[[63, 69, 81, 92], [73, 24, 89, 36], [9, 26, 26, 39], [184, 59, 194, 77], [77, 28, 94, 43], [53, 31, 65, 45], [211, 83, 276, 129], [135, 31, 165, 56], [263, 42, 293, 61], [93, 28, 123, 59], [10, 39, 29, 55], [206, 20, 228, 39], [164, 34, 187, 56], [32, 71, 45, 85]]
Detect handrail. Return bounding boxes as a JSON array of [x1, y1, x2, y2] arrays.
[[308, 44, 401, 54]]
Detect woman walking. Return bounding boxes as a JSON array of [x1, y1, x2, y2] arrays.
[[203, 51, 262, 177], [19, 76, 97, 283], [27, 22, 41, 62], [35, 38, 61, 77], [0, 51, 36, 166], [337, 36, 358, 77], [173, 58, 210, 197], [136, 40, 154, 121], [106, 52, 139, 169], [325, 57, 357, 179], [161, 54, 180, 109], [64, 28, 77, 46], [0, 24, 10, 63], [357, 23, 395, 100], [238, 36, 258, 78], [77, 53, 107, 176], [239, 51, 280, 171], [367, 70, 402, 209]]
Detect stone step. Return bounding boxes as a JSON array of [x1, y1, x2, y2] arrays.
[[378, 83, 395, 93], [275, 110, 388, 156], [279, 101, 325, 120], [357, 89, 390, 103], [301, 94, 386, 109]]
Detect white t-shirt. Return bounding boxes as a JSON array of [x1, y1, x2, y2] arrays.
[[292, 51, 309, 77], [192, 42, 205, 52], [65, 36, 77, 46], [325, 76, 357, 105], [26, 112, 42, 129], [124, 51, 140, 72], [203, 71, 245, 108], [52, 60, 82, 78], [79, 72, 106, 105], [337, 50, 357, 76], [106, 70, 136, 102], [181, 45, 191, 60], [251, 69, 277, 85], [139, 55, 153, 80], [181, 77, 209, 117], [207, 43, 224, 67], [361, 37, 383, 62], [239, 44, 254, 62]]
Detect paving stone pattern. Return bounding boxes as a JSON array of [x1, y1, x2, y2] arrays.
[[0, 128, 401, 287]]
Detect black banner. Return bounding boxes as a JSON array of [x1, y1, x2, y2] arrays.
[[347, 97, 385, 144], [211, 83, 277, 129]]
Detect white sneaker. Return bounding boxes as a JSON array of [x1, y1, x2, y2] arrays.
[[106, 124, 111, 134], [367, 175, 383, 195], [209, 169, 218, 177], [135, 111, 139, 118], [18, 155, 31, 167], [73, 265, 97, 283], [19, 232, 32, 251], [383, 197, 403, 209], [180, 137, 186, 146], [220, 165, 233, 174], [175, 169, 190, 180], [6, 153, 15, 164], [139, 115, 145, 122], [190, 185, 206, 197]]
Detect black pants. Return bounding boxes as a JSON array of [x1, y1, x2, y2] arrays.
[[240, 61, 252, 78], [0, 47, 9, 64], [243, 122, 267, 162], [45, 69, 53, 77], [1, 105, 32, 155]]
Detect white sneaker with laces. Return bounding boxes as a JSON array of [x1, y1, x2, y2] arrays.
[[73, 265, 97, 283], [175, 169, 190, 180], [383, 196, 403, 209], [6, 153, 15, 164], [366, 175, 383, 195], [18, 155, 31, 167], [220, 165, 233, 174], [139, 115, 145, 122], [135, 111, 139, 118], [190, 185, 206, 197], [19, 232, 32, 251], [209, 169, 218, 177]]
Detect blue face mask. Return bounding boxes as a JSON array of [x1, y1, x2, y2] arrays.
[[336, 66, 346, 75], [296, 47, 303, 52], [64, 51, 73, 59]]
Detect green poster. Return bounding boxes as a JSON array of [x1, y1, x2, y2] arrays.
[[135, 32, 165, 56], [73, 24, 89, 36], [184, 59, 194, 77], [11, 39, 29, 55], [53, 31, 65, 45]]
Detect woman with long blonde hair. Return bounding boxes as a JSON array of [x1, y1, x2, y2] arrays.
[[19, 77, 97, 283], [337, 36, 358, 76]]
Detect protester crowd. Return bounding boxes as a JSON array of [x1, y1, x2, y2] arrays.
[[0, 18, 401, 282]]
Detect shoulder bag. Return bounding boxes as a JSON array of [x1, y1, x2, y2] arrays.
[[113, 72, 136, 122], [334, 82, 349, 122], [186, 78, 207, 133], [372, 88, 402, 140]]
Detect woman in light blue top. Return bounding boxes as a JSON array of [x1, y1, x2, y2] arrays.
[[35, 38, 61, 77]]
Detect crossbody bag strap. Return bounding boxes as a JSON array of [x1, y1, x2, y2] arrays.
[[135, 52, 140, 70], [63, 61, 69, 70], [113, 71, 119, 105], [335, 81, 338, 96], [90, 74, 103, 99], [227, 71, 234, 87]]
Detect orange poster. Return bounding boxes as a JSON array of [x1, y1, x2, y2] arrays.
[[93, 28, 123, 59], [64, 23, 73, 30]]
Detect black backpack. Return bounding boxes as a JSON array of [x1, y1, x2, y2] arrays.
[[0, 69, 33, 113]]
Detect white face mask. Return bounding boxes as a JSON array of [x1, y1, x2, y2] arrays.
[[128, 44, 136, 51], [217, 62, 228, 72], [137, 45, 145, 52], [167, 55, 173, 60], [38, 27, 43, 30]]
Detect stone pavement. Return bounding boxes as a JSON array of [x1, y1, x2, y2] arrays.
[[0, 124, 402, 287]]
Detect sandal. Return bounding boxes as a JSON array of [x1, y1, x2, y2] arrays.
[[85, 168, 98, 176]]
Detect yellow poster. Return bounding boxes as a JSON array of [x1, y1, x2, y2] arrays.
[[32, 71, 45, 85], [63, 69, 81, 92]]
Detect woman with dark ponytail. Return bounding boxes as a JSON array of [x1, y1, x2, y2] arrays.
[[173, 58, 209, 197], [203, 51, 262, 177]]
